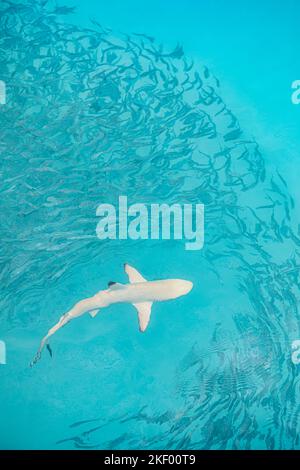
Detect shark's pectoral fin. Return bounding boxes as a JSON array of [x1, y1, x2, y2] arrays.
[[89, 309, 99, 318], [133, 302, 153, 332], [124, 263, 147, 283]]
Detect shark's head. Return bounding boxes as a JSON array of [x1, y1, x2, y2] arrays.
[[170, 279, 193, 298], [180, 280, 193, 295]]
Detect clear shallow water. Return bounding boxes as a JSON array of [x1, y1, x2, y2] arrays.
[[1, 0, 300, 450]]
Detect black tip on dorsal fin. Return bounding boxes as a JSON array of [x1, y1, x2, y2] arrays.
[[108, 281, 116, 287]]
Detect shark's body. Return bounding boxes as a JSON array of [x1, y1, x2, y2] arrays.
[[30, 264, 193, 366]]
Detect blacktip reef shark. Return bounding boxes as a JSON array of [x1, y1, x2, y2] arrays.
[[30, 264, 193, 366]]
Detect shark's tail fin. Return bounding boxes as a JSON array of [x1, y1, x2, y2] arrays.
[[29, 335, 49, 367], [46, 344, 53, 358], [29, 351, 41, 368]]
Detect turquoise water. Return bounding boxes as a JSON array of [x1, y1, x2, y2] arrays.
[[1, 0, 300, 450]]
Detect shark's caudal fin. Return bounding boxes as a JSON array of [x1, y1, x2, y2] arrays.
[[133, 301, 153, 332], [124, 263, 147, 283], [46, 344, 53, 358]]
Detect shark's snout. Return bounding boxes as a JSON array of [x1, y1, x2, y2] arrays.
[[172, 279, 193, 297], [182, 280, 193, 294]]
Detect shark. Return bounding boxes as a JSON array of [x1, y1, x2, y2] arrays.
[[30, 264, 193, 366]]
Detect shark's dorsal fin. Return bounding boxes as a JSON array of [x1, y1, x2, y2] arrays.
[[108, 282, 124, 290], [133, 302, 153, 332], [124, 264, 147, 283], [89, 309, 99, 318]]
